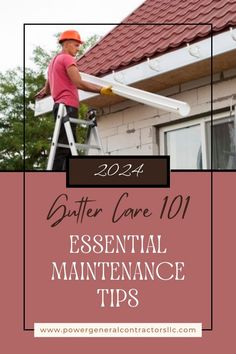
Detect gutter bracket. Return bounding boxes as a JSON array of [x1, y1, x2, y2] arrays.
[[187, 43, 201, 58], [230, 27, 236, 41], [147, 58, 161, 71], [112, 70, 126, 84]]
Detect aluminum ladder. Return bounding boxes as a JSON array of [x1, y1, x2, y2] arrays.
[[47, 103, 103, 170]]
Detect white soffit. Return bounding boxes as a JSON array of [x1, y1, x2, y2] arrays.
[[34, 28, 236, 116]]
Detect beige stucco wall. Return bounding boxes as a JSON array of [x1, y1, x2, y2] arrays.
[[95, 68, 236, 155]]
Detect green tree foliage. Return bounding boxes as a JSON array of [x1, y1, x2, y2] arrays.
[[0, 34, 101, 170], [0, 68, 24, 169], [25, 67, 54, 170]]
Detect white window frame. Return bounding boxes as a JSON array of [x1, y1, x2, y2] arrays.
[[159, 112, 235, 169]]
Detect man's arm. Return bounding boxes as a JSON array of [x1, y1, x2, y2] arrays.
[[67, 65, 113, 95]]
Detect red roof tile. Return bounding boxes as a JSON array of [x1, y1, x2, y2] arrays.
[[77, 0, 236, 76]]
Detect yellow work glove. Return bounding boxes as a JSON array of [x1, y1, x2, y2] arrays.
[[100, 85, 114, 96]]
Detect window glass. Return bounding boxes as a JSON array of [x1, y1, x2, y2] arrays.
[[207, 116, 236, 169], [165, 125, 202, 169]]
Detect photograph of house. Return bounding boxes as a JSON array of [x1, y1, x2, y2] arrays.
[[75, 0, 236, 170]]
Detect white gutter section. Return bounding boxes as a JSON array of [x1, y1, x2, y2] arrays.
[[34, 28, 236, 116], [82, 72, 190, 116]]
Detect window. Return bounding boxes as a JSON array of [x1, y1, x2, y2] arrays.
[[165, 125, 202, 169], [206, 116, 236, 169], [159, 112, 236, 169]]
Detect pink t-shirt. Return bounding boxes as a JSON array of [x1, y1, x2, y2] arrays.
[[48, 53, 79, 108]]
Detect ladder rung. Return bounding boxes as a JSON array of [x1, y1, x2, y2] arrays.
[[57, 143, 102, 150], [76, 144, 102, 150], [69, 118, 94, 126]]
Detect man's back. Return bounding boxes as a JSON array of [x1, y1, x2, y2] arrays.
[[48, 52, 79, 108]]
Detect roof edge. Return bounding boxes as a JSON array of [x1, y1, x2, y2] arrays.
[[34, 29, 236, 116]]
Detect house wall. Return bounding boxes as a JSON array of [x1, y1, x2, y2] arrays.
[[96, 67, 236, 155]]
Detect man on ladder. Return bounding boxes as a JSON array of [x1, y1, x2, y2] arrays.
[[36, 29, 113, 171]]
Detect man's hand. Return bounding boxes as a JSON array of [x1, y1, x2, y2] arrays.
[[67, 66, 115, 95], [35, 80, 50, 99], [100, 85, 114, 96], [35, 87, 47, 99]]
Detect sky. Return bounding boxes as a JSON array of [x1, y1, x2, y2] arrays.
[[0, 0, 144, 72]]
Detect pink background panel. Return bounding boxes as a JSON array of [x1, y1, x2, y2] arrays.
[[0, 172, 235, 353]]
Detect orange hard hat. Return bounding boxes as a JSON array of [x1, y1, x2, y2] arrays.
[[58, 30, 84, 44]]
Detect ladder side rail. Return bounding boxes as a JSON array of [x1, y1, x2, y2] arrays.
[[63, 119, 79, 156], [84, 115, 104, 155], [47, 103, 65, 170], [90, 127, 104, 155]]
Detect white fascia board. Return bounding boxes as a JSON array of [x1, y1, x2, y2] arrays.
[[34, 28, 236, 116]]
